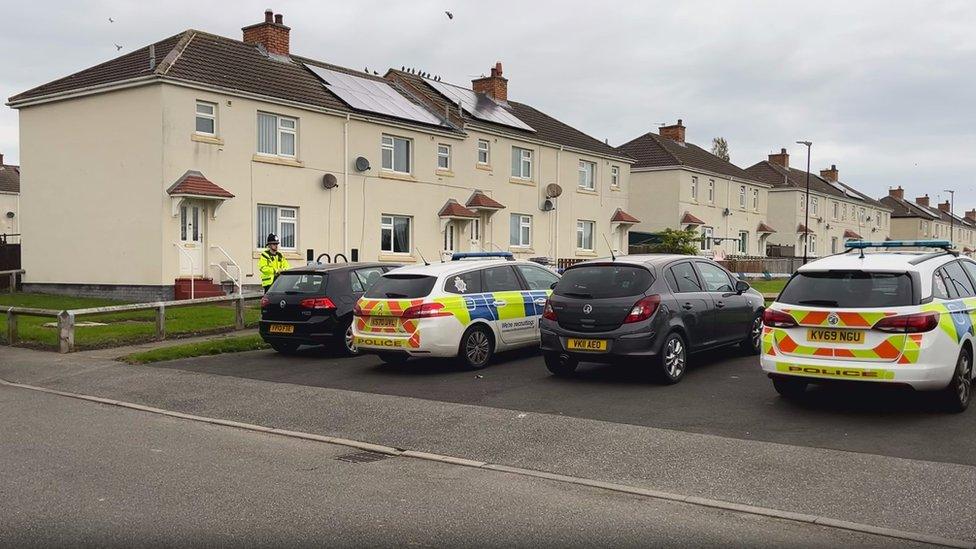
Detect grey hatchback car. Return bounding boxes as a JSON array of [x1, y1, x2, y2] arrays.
[[539, 255, 765, 383]]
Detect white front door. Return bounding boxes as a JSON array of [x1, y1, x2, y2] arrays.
[[179, 201, 206, 277]]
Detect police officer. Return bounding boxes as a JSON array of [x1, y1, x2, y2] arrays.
[[258, 233, 291, 293]]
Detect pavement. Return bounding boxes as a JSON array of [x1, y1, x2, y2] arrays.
[[1, 385, 924, 548], [1, 343, 975, 545]]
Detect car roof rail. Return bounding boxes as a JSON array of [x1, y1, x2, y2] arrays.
[[450, 252, 514, 261]]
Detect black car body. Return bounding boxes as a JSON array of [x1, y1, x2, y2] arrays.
[[539, 255, 765, 381], [260, 262, 396, 354]]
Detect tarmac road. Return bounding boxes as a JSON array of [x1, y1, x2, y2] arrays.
[[151, 344, 976, 466]]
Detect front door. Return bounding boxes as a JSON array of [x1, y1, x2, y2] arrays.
[[179, 201, 206, 277]]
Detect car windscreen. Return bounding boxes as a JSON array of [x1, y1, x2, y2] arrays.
[[364, 274, 437, 299], [554, 265, 653, 299], [778, 271, 915, 308], [269, 272, 327, 294]]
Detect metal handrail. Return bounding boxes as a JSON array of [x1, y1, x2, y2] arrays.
[[209, 244, 243, 293], [210, 262, 241, 294], [172, 242, 196, 299]]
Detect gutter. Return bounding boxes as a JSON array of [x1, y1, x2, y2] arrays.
[[630, 165, 772, 188]]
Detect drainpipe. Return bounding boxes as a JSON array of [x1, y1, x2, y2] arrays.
[[555, 146, 562, 262], [343, 114, 349, 255]]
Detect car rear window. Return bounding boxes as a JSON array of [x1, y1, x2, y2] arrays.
[[269, 272, 327, 294], [364, 274, 437, 299], [778, 271, 914, 308], [555, 265, 653, 299]]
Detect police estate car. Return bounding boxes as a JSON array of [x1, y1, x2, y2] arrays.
[[352, 252, 559, 369], [761, 240, 976, 412]]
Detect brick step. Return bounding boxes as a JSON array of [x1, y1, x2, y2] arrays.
[[174, 278, 228, 300]]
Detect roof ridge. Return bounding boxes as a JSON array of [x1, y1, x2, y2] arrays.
[[156, 30, 196, 75]]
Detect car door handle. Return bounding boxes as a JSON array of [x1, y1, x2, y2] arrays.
[[493, 300, 507, 307], [715, 301, 726, 308], [533, 298, 548, 305], [682, 303, 694, 310]]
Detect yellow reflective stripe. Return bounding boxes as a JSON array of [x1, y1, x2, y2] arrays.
[[493, 291, 526, 320]]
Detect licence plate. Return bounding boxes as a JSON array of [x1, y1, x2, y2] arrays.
[[567, 338, 608, 352], [268, 324, 294, 334], [370, 317, 397, 328], [807, 328, 863, 344]]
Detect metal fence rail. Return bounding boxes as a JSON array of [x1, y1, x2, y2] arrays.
[[4, 293, 263, 354], [0, 269, 24, 293]]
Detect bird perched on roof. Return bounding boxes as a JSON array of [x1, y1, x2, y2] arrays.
[[445, 11, 453, 20], [373, 70, 378, 75], [364, 66, 369, 73]]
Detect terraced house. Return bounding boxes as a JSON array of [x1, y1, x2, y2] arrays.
[[618, 121, 773, 257], [8, 10, 635, 299], [880, 188, 976, 256], [746, 150, 891, 258]]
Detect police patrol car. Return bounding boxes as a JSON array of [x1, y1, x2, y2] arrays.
[[761, 240, 976, 412], [352, 252, 560, 369]]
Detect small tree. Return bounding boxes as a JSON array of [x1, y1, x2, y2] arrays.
[[650, 228, 701, 255], [711, 137, 730, 161]]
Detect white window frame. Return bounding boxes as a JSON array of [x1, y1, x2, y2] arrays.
[[738, 230, 749, 255], [257, 112, 297, 158], [256, 205, 298, 251], [382, 134, 412, 174], [610, 166, 620, 188], [707, 179, 715, 203], [832, 201, 839, 220], [195, 100, 217, 136], [470, 218, 481, 241], [576, 220, 595, 250], [380, 214, 412, 254], [752, 188, 759, 210], [831, 236, 839, 254], [443, 221, 456, 252], [809, 234, 818, 255], [811, 196, 819, 216], [691, 176, 698, 201], [512, 147, 533, 180], [511, 214, 532, 247], [437, 143, 451, 171], [858, 207, 866, 224], [578, 160, 596, 190], [701, 226, 713, 251], [738, 185, 746, 209], [477, 139, 490, 165]]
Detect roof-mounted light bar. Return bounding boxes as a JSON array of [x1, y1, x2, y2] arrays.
[[450, 252, 514, 261], [845, 239, 953, 250]]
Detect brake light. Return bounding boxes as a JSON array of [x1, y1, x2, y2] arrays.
[[542, 299, 557, 321], [624, 295, 660, 324], [763, 309, 797, 328], [260, 297, 270, 308], [874, 312, 939, 333], [401, 302, 452, 319], [300, 297, 337, 310]]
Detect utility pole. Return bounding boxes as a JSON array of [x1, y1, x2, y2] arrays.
[[797, 141, 813, 264], [944, 189, 955, 246]]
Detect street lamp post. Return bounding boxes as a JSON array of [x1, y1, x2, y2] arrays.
[[797, 141, 813, 264], [944, 189, 955, 247]]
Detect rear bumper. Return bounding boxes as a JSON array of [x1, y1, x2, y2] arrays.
[[760, 354, 954, 391], [352, 316, 462, 357], [539, 319, 661, 362], [259, 317, 341, 345]]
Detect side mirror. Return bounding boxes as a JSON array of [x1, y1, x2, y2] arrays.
[[550, 281, 558, 290], [735, 280, 750, 294]]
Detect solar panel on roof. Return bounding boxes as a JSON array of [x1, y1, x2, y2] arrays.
[[306, 65, 445, 126], [427, 79, 535, 132]]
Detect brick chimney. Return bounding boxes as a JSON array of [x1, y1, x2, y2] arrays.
[[965, 209, 976, 222], [820, 164, 839, 182], [242, 9, 290, 56], [916, 194, 930, 207], [888, 186, 904, 199], [938, 200, 951, 213], [768, 148, 789, 169], [659, 119, 686, 144], [0, 153, 4, 166], [472, 62, 508, 102]]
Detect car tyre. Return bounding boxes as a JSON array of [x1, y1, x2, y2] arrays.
[[655, 332, 688, 384], [740, 312, 763, 355], [544, 351, 579, 377], [458, 325, 494, 370], [940, 347, 972, 413], [377, 352, 409, 365], [269, 341, 300, 355], [772, 377, 808, 399], [334, 320, 359, 357]]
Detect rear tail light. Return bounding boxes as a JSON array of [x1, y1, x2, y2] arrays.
[[260, 297, 270, 308], [542, 299, 557, 321], [763, 309, 797, 328], [401, 302, 452, 319], [300, 297, 337, 310], [624, 295, 661, 324], [874, 312, 939, 333]]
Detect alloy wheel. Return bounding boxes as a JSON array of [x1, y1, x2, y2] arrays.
[[664, 337, 686, 379], [957, 353, 972, 406], [750, 317, 763, 351], [345, 325, 358, 354], [465, 330, 491, 366]]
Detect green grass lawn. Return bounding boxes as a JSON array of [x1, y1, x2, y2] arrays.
[[0, 293, 260, 350], [121, 335, 269, 364], [749, 279, 788, 295]]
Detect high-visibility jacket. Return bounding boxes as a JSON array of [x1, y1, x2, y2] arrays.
[[258, 250, 291, 288]]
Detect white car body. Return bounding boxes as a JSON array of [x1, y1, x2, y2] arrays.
[[352, 258, 559, 359], [761, 248, 976, 391]]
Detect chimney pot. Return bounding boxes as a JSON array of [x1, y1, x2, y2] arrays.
[[768, 147, 789, 169], [888, 186, 904, 199], [472, 61, 508, 102], [274, 13, 283, 24], [659, 119, 686, 144], [265, 9, 273, 22], [916, 195, 930, 207], [244, 9, 291, 56]]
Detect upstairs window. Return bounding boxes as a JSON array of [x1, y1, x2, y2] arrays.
[[195, 101, 216, 135], [578, 160, 596, 190], [752, 188, 759, 210], [707, 179, 715, 203], [437, 144, 451, 171], [257, 112, 297, 157], [512, 147, 533, 179], [738, 185, 746, 208], [691, 176, 698, 201], [477, 139, 490, 165], [382, 135, 411, 173], [610, 166, 620, 188]]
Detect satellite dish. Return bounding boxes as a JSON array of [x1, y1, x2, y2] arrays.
[[545, 183, 562, 198], [4, 211, 13, 218], [322, 174, 338, 189], [541, 199, 555, 212], [355, 156, 371, 172]]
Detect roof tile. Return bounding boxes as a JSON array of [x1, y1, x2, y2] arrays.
[[465, 190, 505, 210], [167, 170, 234, 198], [611, 208, 640, 224], [438, 199, 478, 218], [617, 132, 758, 181]]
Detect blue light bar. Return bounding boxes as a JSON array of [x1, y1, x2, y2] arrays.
[[450, 252, 514, 261], [845, 239, 952, 250]]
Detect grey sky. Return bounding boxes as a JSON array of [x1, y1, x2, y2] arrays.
[[2, 1, 973, 209]]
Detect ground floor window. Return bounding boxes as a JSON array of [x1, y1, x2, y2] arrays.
[[510, 214, 532, 247], [381, 215, 411, 253], [256, 205, 297, 249], [831, 236, 838, 254], [577, 220, 595, 250], [700, 226, 713, 251], [738, 231, 748, 254]]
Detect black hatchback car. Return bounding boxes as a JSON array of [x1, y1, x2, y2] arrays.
[[260, 262, 396, 355], [540, 255, 765, 383]]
